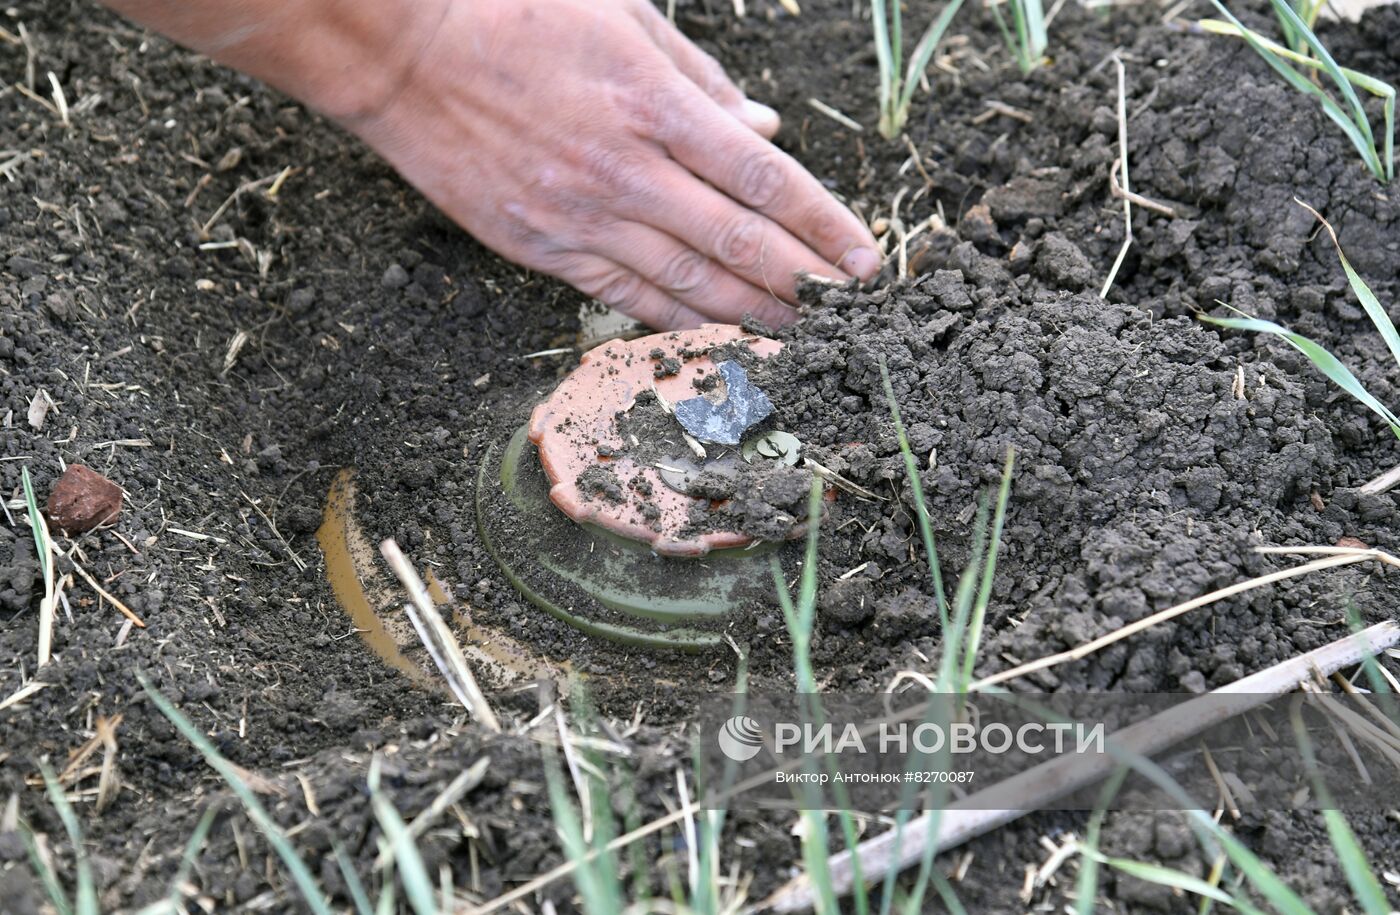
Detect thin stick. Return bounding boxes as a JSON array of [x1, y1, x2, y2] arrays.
[[69, 559, 146, 628], [379, 539, 501, 732], [374, 757, 490, 870], [807, 98, 864, 132], [0, 680, 49, 712], [1361, 463, 1400, 495], [1100, 54, 1132, 300], [1108, 165, 1177, 217], [972, 549, 1381, 690], [762, 620, 1400, 912]]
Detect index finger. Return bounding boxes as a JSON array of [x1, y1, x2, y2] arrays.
[[653, 83, 881, 280]]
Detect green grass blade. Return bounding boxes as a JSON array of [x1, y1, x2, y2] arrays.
[[896, 0, 967, 121], [1022, 0, 1047, 63], [543, 751, 623, 915], [21, 466, 49, 584], [1296, 200, 1400, 373], [19, 820, 73, 915], [375, 871, 397, 915], [925, 870, 968, 915], [1267, 0, 1376, 152], [1198, 9, 1396, 175], [879, 359, 949, 626], [1209, 0, 1384, 180], [871, 0, 894, 131], [890, 0, 902, 108], [370, 786, 438, 915], [1289, 701, 1390, 915], [960, 449, 1015, 690], [38, 763, 97, 915], [1074, 768, 1129, 915], [1202, 314, 1400, 435], [1320, 810, 1389, 915], [165, 806, 218, 915], [137, 673, 336, 915], [334, 843, 376, 915], [1091, 854, 1242, 907]]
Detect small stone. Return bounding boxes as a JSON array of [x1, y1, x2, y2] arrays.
[[46, 465, 123, 535], [381, 263, 409, 290]]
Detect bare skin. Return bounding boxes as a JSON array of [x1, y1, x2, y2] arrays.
[[100, 0, 881, 329]]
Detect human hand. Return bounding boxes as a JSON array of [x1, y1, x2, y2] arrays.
[[345, 0, 881, 329]]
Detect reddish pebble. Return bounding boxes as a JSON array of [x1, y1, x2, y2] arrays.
[[46, 464, 123, 535]]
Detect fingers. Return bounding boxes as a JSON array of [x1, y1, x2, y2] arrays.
[[610, 155, 845, 303], [652, 83, 882, 280], [591, 221, 798, 328], [630, 2, 780, 139], [559, 254, 709, 331]]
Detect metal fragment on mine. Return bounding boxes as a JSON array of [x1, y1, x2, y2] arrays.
[[673, 361, 774, 446]]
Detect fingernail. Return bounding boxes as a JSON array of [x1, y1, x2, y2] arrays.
[[741, 99, 781, 132], [844, 247, 881, 279]]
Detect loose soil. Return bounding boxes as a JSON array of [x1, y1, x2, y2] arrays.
[[2, 0, 1399, 912]]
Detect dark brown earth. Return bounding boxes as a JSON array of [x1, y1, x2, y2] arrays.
[[3, 0, 1400, 912]]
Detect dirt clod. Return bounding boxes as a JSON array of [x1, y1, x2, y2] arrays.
[[45, 464, 123, 535]]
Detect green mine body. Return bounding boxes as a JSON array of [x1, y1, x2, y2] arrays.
[[477, 424, 779, 650]]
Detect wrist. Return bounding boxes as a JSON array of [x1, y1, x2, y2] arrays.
[[102, 0, 453, 123]]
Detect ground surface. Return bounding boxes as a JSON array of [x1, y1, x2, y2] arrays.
[[2, 0, 1400, 912]]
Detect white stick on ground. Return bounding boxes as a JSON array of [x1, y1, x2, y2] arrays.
[[1100, 54, 1132, 300], [762, 619, 1400, 912], [379, 539, 501, 732]]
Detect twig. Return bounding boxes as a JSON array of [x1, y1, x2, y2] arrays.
[[69, 559, 147, 628], [1361, 463, 1400, 495], [199, 170, 286, 238], [761, 620, 1400, 912], [373, 757, 490, 870], [1108, 165, 1176, 217], [1100, 54, 1132, 300], [241, 491, 305, 571], [379, 539, 501, 732], [47, 71, 68, 127], [0, 680, 49, 713], [806, 98, 864, 132], [973, 548, 1390, 690]]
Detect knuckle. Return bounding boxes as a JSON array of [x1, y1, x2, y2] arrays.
[[717, 214, 767, 272], [594, 270, 644, 309], [578, 143, 651, 200], [574, 143, 655, 209], [620, 75, 678, 138], [696, 55, 736, 101], [732, 150, 787, 209], [660, 249, 712, 293]]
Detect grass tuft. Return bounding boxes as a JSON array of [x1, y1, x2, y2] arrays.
[[137, 672, 337, 915], [871, 0, 967, 138], [1202, 0, 1393, 181], [1202, 200, 1400, 441], [989, 0, 1048, 75]]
